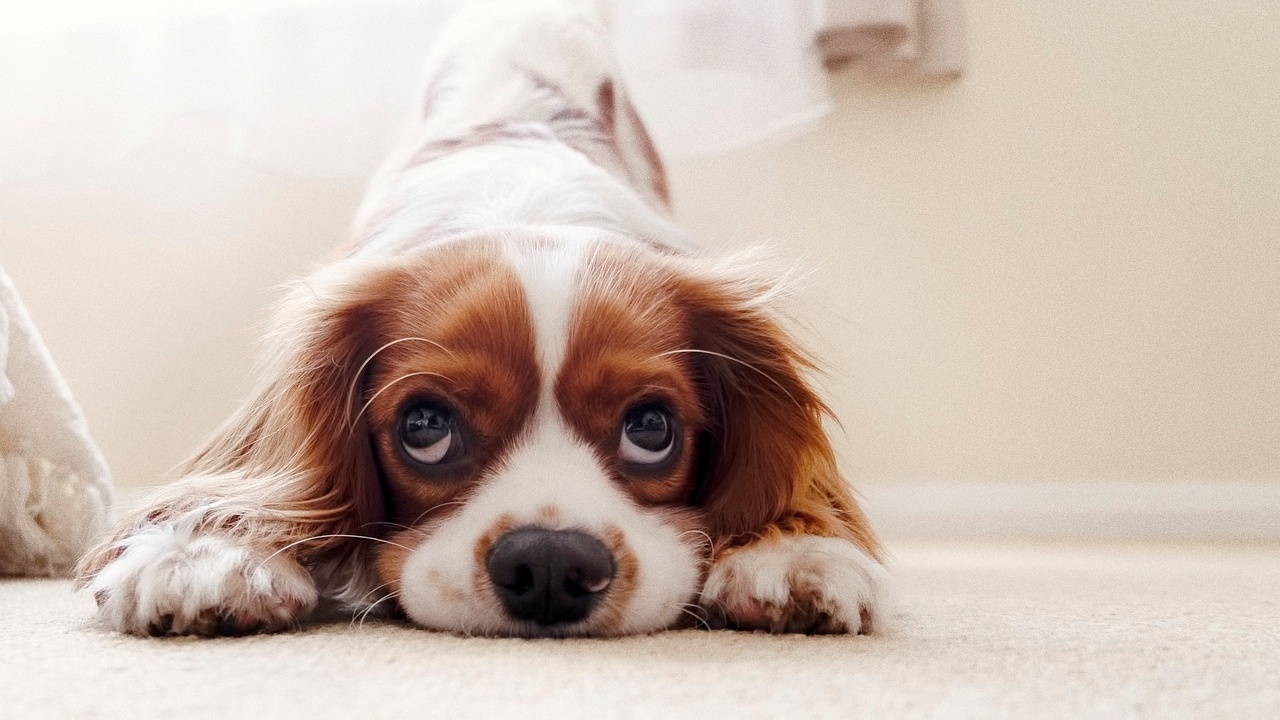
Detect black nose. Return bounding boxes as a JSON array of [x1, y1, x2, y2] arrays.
[[486, 528, 615, 626]]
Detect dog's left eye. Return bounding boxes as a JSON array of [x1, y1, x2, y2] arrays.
[[400, 402, 461, 465], [618, 404, 675, 465]]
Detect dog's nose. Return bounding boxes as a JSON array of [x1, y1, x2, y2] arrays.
[[486, 527, 615, 626]]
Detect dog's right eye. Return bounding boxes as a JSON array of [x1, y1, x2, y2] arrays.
[[400, 402, 461, 465], [618, 403, 676, 466]]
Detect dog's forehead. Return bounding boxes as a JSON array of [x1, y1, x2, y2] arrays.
[[369, 233, 690, 420], [500, 235, 592, 377], [365, 241, 528, 365], [373, 233, 593, 365], [492, 231, 678, 365]]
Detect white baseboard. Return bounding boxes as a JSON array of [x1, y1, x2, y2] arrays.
[[860, 481, 1280, 543]]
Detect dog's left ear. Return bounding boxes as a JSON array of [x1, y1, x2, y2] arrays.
[[177, 259, 395, 541], [76, 257, 403, 583], [673, 257, 881, 558]]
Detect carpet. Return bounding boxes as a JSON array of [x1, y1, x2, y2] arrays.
[[3, 541, 1277, 718]]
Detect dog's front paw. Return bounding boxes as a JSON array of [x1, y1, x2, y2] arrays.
[[85, 525, 317, 636], [699, 535, 888, 634]]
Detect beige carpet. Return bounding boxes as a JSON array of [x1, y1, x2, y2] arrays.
[[4, 541, 1277, 718]]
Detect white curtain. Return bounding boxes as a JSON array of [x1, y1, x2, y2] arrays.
[[0, 0, 962, 182], [0, 0, 820, 180]]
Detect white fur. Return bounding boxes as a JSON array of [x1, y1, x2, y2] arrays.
[[699, 535, 891, 634], [355, 144, 692, 258], [350, 1, 693, 259], [502, 233, 592, 375], [86, 511, 318, 636]]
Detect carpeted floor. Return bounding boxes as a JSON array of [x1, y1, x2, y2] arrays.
[[4, 541, 1277, 719]]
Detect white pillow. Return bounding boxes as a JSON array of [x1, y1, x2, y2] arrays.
[[0, 266, 112, 577]]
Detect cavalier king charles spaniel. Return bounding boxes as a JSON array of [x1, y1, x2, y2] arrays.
[[77, 2, 888, 638]]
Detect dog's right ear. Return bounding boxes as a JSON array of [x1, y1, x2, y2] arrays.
[[668, 252, 881, 559], [76, 258, 404, 584]]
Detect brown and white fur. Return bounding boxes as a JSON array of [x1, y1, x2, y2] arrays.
[[76, 2, 888, 638]]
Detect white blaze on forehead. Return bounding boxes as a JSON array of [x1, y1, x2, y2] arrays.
[[501, 232, 593, 386]]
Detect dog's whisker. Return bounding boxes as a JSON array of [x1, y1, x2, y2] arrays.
[[356, 501, 466, 537], [411, 500, 468, 527], [677, 529, 713, 550], [676, 602, 711, 631], [656, 348, 798, 404], [256, 534, 412, 572], [346, 337, 454, 430], [355, 591, 402, 629], [352, 580, 396, 609], [350, 371, 451, 432], [359, 520, 414, 532]]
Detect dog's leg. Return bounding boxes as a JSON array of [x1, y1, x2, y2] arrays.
[[699, 524, 888, 634], [77, 262, 391, 636], [82, 497, 319, 636], [681, 264, 891, 634]]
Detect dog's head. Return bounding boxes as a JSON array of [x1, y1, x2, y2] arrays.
[[181, 232, 849, 636]]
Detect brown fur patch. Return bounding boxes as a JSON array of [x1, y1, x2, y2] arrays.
[[555, 242, 706, 508], [597, 79, 669, 205], [355, 241, 540, 594], [591, 524, 640, 633], [564, 241, 881, 561], [535, 505, 561, 525], [470, 514, 518, 601]]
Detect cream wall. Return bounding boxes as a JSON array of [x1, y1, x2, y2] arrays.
[[669, 2, 1280, 485], [3, 1, 1278, 490]]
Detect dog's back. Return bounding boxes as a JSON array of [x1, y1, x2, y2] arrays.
[[351, 2, 685, 257]]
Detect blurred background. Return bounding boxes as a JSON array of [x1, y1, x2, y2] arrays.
[[3, 0, 1277, 543]]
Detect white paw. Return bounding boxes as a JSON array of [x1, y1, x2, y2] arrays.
[[85, 524, 317, 636], [699, 535, 888, 634]]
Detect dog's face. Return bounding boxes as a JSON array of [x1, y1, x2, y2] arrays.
[[362, 235, 705, 636], [289, 232, 822, 636]]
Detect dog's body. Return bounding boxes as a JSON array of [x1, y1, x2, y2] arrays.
[[78, 3, 887, 638], [351, 4, 688, 260]]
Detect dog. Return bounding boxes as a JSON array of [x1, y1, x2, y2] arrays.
[[76, 2, 888, 638]]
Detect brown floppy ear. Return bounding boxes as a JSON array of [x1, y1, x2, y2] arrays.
[[677, 259, 881, 560], [77, 258, 395, 582]]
